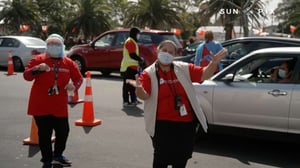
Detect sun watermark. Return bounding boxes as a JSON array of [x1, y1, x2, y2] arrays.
[[219, 8, 275, 15]]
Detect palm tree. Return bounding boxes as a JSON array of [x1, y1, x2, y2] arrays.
[[198, 0, 266, 40], [0, 0, 40, 35], [66, 0, 111, 41], [106, 0, 129, 28], [274, 0, 300, 37], [123, 0, 184, 30]]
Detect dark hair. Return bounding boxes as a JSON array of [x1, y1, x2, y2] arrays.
[[204, 31, 214, 41], [129, 27, 140, 38]]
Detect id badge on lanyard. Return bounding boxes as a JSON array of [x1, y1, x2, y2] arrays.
[[48, 59, 61, 96]]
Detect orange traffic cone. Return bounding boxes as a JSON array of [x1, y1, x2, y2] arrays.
[[6, 50, 16, 75], [23, 117, 55, 145], [75, 71, 102, 127], [68, 89, 84, 104]]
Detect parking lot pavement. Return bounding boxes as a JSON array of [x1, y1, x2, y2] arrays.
[[1, 70, 299, 168]]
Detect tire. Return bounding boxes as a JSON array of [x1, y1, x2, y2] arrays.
[[100, 70, 112, 76], [13, 57, 24, 72], [71, 56, 85, 75]]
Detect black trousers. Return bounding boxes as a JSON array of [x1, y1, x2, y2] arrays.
[[34, 115, 69, 163], [151, 120, 197, 168], [121, 68, 137, 103]]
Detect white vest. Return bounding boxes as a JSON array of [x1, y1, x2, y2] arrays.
[[144, 61, 208, 137]]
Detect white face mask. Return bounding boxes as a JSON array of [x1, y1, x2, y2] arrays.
[[278, 69, 286, 78], [46, 45, 64, 58], [158, 52, 174, 65]]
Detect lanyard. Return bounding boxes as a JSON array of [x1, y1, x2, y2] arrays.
[[51, 59, 61, 85], [163, 70, 178, 97], [155, 62, 178, 97]]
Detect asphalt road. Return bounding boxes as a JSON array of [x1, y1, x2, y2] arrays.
[[0, 70, 299, 168]]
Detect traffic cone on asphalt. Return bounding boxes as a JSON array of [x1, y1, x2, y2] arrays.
[[75, 71, 102, 127], [68, 89, 84, 104], [23, 117, 55, 145], [6, 50, 16, 75]]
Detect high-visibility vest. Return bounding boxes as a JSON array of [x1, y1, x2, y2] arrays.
[[120, 37, 139, 72]]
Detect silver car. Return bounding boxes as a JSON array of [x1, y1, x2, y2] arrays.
[[0, 36, 46, 71], [194, 47, 300, 138]]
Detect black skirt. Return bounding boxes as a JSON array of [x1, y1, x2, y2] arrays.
[[151, 120, 197, 163]]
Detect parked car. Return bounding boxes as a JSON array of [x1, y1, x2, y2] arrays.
[[0, 36, 46, 71], [182, 41, 201, 56], [67, 29, 183, 75], [194, 47, 300, 140], [175, 36, 300, 68]]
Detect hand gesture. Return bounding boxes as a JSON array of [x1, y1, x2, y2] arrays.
[[211, 48, 227, 64], [38, 63, 50, 72], [64, 83, 75, 92], [126, 74, 141, 88]]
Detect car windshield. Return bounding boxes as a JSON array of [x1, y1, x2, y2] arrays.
[[160, 34, 181, 47], [20, 38, 46, 46]]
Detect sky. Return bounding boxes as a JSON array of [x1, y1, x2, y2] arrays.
[[263, 0, 282, 26]]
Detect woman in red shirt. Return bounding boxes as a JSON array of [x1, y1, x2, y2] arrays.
[[23, 34, 83, 168], [129, 40, 227, 168]]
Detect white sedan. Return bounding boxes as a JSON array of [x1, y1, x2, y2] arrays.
[[0, 36, 46, 71], [195, 47, 300, 139]]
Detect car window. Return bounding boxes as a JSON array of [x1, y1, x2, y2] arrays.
[[115, 32, 129, 46], [221, 55, 297, 84], [224, 42, 252, 60], [95, 33, 116, 47], [21, 38, 45, 46], [138, 33, 153, 44], [161, 34, 181, 47], [1, 38, 19, 47]]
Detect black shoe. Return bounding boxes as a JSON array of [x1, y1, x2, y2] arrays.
[[133, 100, 142, 105], [123, 102, 136, 107], [42, 162, 52, 168], [52, 156, 71, 167]]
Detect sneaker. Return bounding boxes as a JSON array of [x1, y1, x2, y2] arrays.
[[52, 156, 72, 167], [133, 100, 143, 105], [123, 102, 136, 107], [42, 162, 52, 168]]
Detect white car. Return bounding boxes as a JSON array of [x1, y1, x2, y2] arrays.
[[194, 47, 300, 139], [0, 36, 46, 71]]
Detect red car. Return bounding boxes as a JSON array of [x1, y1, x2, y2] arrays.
[[67, 29, 182, 75]]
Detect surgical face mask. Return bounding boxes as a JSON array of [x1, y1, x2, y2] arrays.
[[46, 44, 64, 58], [158, 52, 174, 65], [278, 69, 286, 78]]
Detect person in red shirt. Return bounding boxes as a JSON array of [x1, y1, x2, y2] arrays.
[[23, 34, 83, 168], [127, 40, 227, 168]]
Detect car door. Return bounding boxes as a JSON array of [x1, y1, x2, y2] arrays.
[[211, 54, 295, 133], [87, 32, 122, 69], [288, 61, 300, 134]]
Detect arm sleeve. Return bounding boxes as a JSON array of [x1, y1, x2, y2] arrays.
[[139, 71, 151, 95], [188, 63, 204, 83], [69, 60, 83, 90], [125, 40, 143, 61], [23, 56, 42, 81]]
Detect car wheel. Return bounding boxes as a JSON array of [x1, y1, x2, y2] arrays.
[[13, 57, 24, 72], [100, 70, 112, 76], [72, 56, 85, 75]]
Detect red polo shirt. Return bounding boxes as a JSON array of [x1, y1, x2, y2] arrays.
[[140, 63, 203, 122], [23, 54, 83, 117]]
